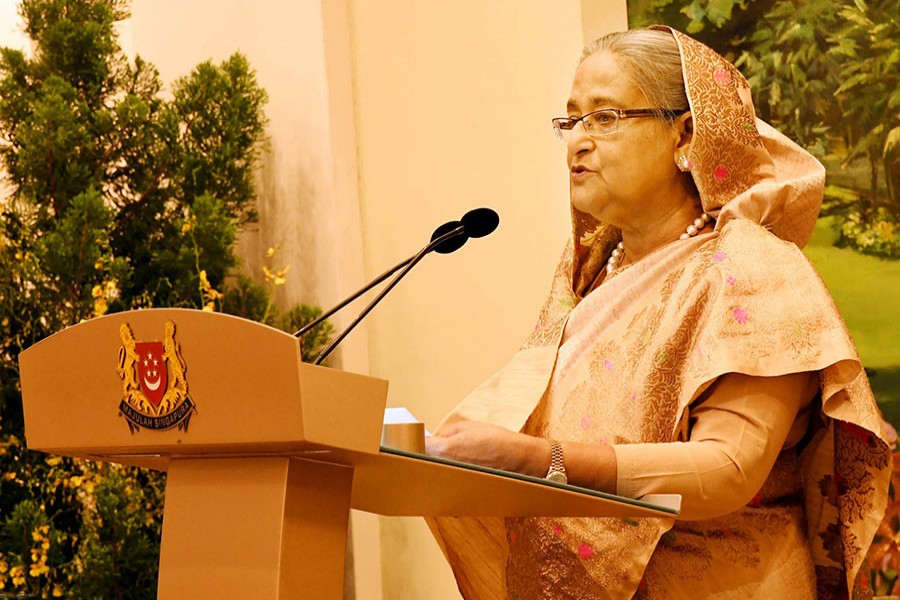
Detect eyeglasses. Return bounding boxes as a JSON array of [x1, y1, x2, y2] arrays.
[[551, 108, 687, 141]]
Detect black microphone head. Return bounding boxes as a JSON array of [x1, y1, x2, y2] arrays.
[[430, 220, 468, 254], [461, 207, 499, 238]]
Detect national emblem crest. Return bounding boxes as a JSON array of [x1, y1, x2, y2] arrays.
[[116, 321, 196, 433]]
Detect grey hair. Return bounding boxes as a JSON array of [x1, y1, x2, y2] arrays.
[[580, 29, 689, 117]]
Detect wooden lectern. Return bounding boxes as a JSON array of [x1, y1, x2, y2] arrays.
[[19, 309, 678, 599]]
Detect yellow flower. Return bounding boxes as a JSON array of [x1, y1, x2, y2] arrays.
[[10, 565, 25, 586], [69, 475, 84, 487], [266, 246, 276, 258], [91, 284, 103, 298], [29, 561, 49, 577], [93, 296, 108, 317], [181, 222, 192, 233], [45, 456, 62, 466], [53, 585, 63, 597], [1, 316, 8, 328], [3, 472, 15, 481], [198, 269, 223, 305], [875, 220, 895, 240], [263, 265, 290, 286], [94, 259, 103, 270]]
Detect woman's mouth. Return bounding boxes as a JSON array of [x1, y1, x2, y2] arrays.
[[570, 165, 593, 181]]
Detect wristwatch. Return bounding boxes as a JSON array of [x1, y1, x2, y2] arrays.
[[544, 439, 568, 484]]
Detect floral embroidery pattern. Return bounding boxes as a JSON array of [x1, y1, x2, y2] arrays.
[[512, 220, 888, 598], [578, 543, 595, 560], [505, 516, 666, 599], [713, 164, 731, 182], [713, 67, 732, 85], [669, 29, 771, 214]]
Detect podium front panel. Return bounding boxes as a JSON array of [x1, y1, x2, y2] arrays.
[[19, 309, 388, 465]]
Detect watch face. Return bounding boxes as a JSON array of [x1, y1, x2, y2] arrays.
[[546, 470, 568, 485]]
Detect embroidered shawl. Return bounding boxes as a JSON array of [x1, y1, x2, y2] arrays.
[[429, 27, 890, 599]]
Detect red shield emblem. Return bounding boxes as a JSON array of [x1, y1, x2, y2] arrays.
[[118, 321, 196, 433], [135, 341, 167, 407]]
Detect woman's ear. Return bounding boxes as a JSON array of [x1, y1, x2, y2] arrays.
[[672, 112, 694, 173], [675, 111, 693, 154]]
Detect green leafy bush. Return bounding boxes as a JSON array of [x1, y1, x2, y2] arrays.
[[835, 206, 900, 258]]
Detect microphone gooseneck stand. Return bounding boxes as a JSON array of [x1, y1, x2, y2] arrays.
[[293, 256, 414, 338], [312, 224, 466, 365], [297, 207, 499, 364]]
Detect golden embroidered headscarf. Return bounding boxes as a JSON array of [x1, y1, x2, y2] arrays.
[[431, 26, 891, 599]]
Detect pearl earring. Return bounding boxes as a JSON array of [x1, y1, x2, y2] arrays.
[[677, 155, 691, 172]]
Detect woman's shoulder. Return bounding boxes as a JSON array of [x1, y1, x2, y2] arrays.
[[684, 218, 841, 331], [715, 217, 808, 259], [703, 218, 819, 286]]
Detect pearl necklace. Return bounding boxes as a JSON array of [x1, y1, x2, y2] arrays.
[[605, 213, 712, 275]]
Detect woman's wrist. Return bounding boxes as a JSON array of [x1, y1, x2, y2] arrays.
[[512, 433, 553, 478]]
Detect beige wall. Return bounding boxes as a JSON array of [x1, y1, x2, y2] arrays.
[[349, 3, 576, 598], [2, 0, 626, 597], [0, 1, 27, 49]]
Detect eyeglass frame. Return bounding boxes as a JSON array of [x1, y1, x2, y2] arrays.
[[551, 107, 688, 141]]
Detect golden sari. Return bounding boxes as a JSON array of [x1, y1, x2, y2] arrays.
[[429, 27, 891, 599]]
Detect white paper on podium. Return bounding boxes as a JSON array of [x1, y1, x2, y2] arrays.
[[383, 407, 432, 437], [637, 494, 681, 512]]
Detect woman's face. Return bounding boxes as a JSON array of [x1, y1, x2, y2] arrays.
[[566, 51, 684, 229]]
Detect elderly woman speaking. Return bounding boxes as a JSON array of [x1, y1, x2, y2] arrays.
[[425, 26, 890, 599]]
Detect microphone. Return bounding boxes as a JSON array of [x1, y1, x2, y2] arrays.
[[461, 207, 500, 239], [430, 208, 499, 253], [429, 220, 467, 254], [303, 208, 499, 364]]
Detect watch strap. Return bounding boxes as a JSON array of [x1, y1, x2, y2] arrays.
[[545, 439, 567, 484]]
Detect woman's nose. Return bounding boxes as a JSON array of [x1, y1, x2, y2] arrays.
[[567, 121, 594, 156]]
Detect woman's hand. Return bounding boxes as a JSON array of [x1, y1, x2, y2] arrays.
[[425, 420, 550, 478], [426, 420, 618, 492]]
